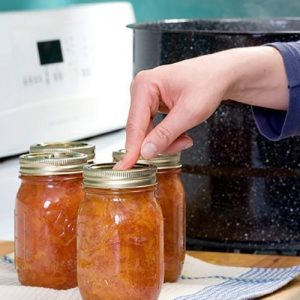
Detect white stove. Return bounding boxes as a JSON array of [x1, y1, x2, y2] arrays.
[[0, 2, 134, 158]]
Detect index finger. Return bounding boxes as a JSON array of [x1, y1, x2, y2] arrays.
[[114, 71, 160, 170]]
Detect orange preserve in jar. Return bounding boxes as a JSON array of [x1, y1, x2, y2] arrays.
[[78, 163, 164, 300], [113, 150, 186, 282], [30, 141, 96, 163], [15, 152, 88, 289]]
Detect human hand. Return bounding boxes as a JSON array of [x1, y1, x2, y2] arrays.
[[115, 46, 288, 170]]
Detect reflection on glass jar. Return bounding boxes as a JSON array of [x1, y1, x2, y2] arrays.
[[78, 163, 164, 300], [15, 152, 88, 289], [113, 150, 186, 282]]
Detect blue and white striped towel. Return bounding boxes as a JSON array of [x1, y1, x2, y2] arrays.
[[1, 253, 300, 300]]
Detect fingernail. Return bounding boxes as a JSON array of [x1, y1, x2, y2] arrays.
[[182, 140, 193, 150], [113, 161, 124, 170], [141, 142, 158, 159]]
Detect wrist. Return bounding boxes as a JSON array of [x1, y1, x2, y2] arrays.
[[221, 46, 289, 110]]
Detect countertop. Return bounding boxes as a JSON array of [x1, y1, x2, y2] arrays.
[[1, 241, 300, 300]]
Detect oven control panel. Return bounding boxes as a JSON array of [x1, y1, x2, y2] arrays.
[[0, 3, 134, 157]]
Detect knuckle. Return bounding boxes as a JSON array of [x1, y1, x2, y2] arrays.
[[130, 70, 153, 94], [155, 125, 172, 145], [126, 121, 137, 133], [133, 70, 150, 84], [180, 101, 202, 125], [126, 121, 144, 137], [129, 80, 134, 93], [189, 111, 201, 125]]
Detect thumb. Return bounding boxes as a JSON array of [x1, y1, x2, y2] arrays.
[[141, 106, 196, 159]]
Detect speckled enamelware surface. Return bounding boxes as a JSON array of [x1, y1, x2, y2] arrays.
[[130, 19, 300, 253]]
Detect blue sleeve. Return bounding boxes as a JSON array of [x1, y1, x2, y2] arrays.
[[252, 41, 300, 141]]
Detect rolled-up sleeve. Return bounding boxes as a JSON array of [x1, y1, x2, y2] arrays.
[[252, 41, 300, 141]]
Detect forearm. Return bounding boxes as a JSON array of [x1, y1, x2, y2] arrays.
[[221, 46, 289, 111]]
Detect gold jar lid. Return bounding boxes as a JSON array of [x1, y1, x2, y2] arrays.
[[30, 141, 95, 162], [20, 152, 88, 176], [83, 163, 157, 189], [112, 149, 182, 169]]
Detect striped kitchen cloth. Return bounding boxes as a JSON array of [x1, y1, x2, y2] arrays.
[[1, 253, 300, 300]]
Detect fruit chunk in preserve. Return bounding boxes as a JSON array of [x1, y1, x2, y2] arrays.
[[78, 186, 164, 300], [157, 169, 186, 282], [15, 174, 84, 289]]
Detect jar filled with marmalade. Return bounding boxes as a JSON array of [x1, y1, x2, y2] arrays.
[[15, 152, 88, 289], [30, 141, 95, 163], [113, 150, 186, 282], [78, 163, 164, 300]]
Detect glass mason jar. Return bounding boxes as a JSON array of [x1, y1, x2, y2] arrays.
[[113, 150, 186, 282], [30, 141, 95, 163], [78, 163, 164, 300], [15, 152, 88, 289]]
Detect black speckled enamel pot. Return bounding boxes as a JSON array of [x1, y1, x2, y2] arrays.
[[128, 19, 300, 253]]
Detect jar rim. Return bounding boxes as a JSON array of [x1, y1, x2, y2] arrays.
[[30, 141, 95, 162], [112, 149, 182, 169], [83, 163, 157, 189], [19, 151, 88, 176]]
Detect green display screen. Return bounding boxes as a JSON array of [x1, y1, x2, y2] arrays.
[[37, 40, 63, 65]]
